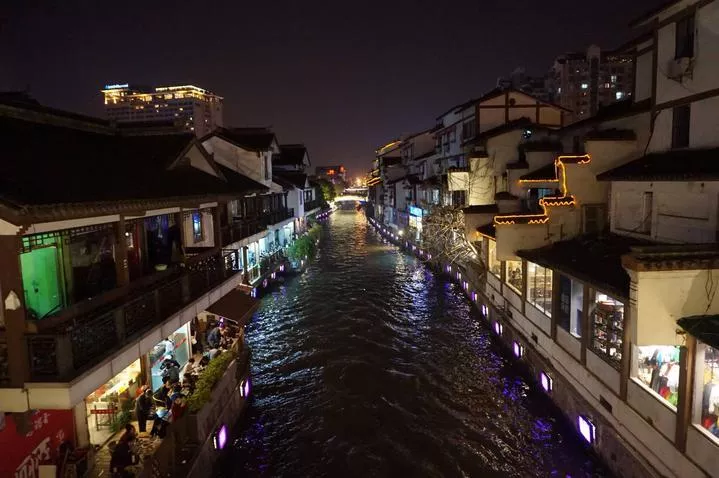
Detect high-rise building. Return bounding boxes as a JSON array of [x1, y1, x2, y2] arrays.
[[315, 165, 347, 184], [101, 83, 223, 137], [496, 68, 552, 102], [549, 45, 634, 123]]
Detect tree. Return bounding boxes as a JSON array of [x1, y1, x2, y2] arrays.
[[422, 205, 485, 280], [317, 179, 336, 202]]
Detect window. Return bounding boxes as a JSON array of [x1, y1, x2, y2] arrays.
[[695, 344, 719, 441], [299, 192, 303, 205], [581, 83, 589, 90], [451, 190, 466, 207], [192, 212, 203, 242], [264, 156, 271, 180], [583, 205, 606, 234], [610, 74, 618, 84], [527, 262, 552, 316], [505, 259, 523, 294], [633, 345, 680, 408], [462, 120, 476, 140], [672, 105, 691, 148], [675, 14, 695, 59], [590, 292, 624, 369], [488, 240, 501, 277], [640, 192, 653, 234], [616, 91, 624, 100], [558, 275, 583, 337]]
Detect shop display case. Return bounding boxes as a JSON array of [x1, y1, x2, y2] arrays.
[[591, 300, 624, 369]]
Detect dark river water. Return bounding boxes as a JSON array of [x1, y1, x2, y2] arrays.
[[223, 211, 611, 478]]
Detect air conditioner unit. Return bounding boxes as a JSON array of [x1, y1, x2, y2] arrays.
[[667, 57, 693, 80]]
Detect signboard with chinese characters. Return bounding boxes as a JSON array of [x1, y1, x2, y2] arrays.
[[0, 409, 75, 478]]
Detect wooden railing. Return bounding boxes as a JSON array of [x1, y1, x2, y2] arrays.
[[26, 249, 242, 382], [305, 199, 322, 211]]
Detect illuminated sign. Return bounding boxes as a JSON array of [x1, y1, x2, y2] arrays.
[[104, 83, 129, 90], [409, 206, 423, 217]]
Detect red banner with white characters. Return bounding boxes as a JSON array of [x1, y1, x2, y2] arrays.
[[0, 409, 75, 478]]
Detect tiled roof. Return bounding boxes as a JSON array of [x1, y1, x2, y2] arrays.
[[561, 99, 650, 133], [520, 163, 557, 181], [413, 151, 436, 161], [476, 223, 496, 239], [597, 147, 719, 181], [521, 140, 563, 152], [677, 315, 719, 350], [216, 165, 268, 193], [495, 191, 520, 200], [274, 171, 308, 189], [213, 127, 276, 151], [0, 115, 241, 208], [276, 144, 309, 166], [517, 234, 651, 299], [506, 161, 530, 170], [463, 205, 499, 214]]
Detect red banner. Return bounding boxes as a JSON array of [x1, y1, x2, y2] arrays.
[[0, 409, 75, 478]]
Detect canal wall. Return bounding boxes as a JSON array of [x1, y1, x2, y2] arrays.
[[367, 218, 681, 478]]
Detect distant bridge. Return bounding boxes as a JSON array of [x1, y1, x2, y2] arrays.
[[334, 195, 367, 203]]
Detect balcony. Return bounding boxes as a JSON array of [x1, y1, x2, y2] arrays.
[[260, 208, 294, 227], [220, 218, 264, 246], [304, 199, 322, 211], [26, 249, 242, 382]]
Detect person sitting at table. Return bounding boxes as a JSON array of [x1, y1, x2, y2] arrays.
[[153, 377, 173, 409], [170, 395, 187, 422], [207, 325, 222, 349], [110, 434, 138, 477], [119, 423, 136, 443], [181, 358, 196, 379], [160, 355, 181, 384]]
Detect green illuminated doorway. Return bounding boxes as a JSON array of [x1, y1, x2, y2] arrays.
[[21, 247, 62, 319]]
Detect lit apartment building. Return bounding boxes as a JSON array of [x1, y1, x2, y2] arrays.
[[496, 68, 552, 103], [101, 83, 223, 137], [549, 45, 634, 124], [315, 165, 347, 184]]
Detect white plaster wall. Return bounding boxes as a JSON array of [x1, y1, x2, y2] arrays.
[[504, 285, 523, 312], [611, 181, 719, 243], [634, 269, 719, 345], [586, 351, 621, 394], [688, 95, 719, 149], [655, 1, 719, 106], [686, 425, 719, 477], [635, 49, 654, 103], [627, 379, 677, 442], [525, 303, 552, 336], [203, 137, 277, 190], [556, 327, 581, 360], [187, 146, 219, 177]]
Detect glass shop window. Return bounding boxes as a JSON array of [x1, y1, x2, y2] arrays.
[[633, 345, 680, 408], [527, 262, 552, 316]]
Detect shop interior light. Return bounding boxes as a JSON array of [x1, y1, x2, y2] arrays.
[[540, 371, 553, 393], [213, 424, 228, 450], [494, 321, 503, 335], [577, 416, 596, 444], [513, 341, 524, 358]]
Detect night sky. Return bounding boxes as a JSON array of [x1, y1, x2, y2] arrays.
[[2, 0, 659, 177]]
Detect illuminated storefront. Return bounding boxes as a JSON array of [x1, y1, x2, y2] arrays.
[[633, 345, 680, 408], [695, 343, 719, 441], [148, 323, 191, 391], [408, 206, 423, 241], [85, 359, 142, 445]]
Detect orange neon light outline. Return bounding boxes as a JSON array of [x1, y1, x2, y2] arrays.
[[494, 154, 590, 226]]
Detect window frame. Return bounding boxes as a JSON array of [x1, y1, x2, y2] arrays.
[[192, 211, 204, 243], [671, 104, 691, 149]]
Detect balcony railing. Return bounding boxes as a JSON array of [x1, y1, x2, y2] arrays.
[[221, 218, 264, 246], [304, 199, 322, 211], [260, 208, 294, 227], [26, 249, 242, 382]]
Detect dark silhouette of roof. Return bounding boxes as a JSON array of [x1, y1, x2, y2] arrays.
[[0, 115, 257, 209], [597, 147, 719, 181], [274, 171, 308, 189], [211, 127, 277, 151], [517, 234, 651, 299], [463, 205, 499, 214], [276, 144, 309, 167]]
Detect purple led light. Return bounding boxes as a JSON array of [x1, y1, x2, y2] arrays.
[[240, 378, 251, 398], [271, 272, 276, 279], [577, 416, 595, 444], [513, 341, 523, 358], [481, 304, 488, 316], [540, 371, 553, 393], [214, 424, 228, 450], [251, 288, 257, 298]]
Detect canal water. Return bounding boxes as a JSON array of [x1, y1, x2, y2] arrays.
[[224, 211, 611, 477]]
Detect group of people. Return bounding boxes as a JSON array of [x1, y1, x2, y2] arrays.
[[111, 320, 238, 477]]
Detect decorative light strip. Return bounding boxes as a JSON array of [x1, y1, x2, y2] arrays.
[[495, 154, 591, 226]]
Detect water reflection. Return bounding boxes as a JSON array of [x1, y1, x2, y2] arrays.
[[226, 211, 610, 478]]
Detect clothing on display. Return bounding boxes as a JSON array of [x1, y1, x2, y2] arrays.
[[700, 345, 719, 439], [149, 324, 190, 391], [636, 345, 680, 406]]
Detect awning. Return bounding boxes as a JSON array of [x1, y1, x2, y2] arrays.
[[205, 287, 260, 327], [677, 315, 719, 349]]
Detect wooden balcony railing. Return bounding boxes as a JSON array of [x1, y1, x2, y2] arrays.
[[221, 209, 295, 247], [26, 249, 242, 382]]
